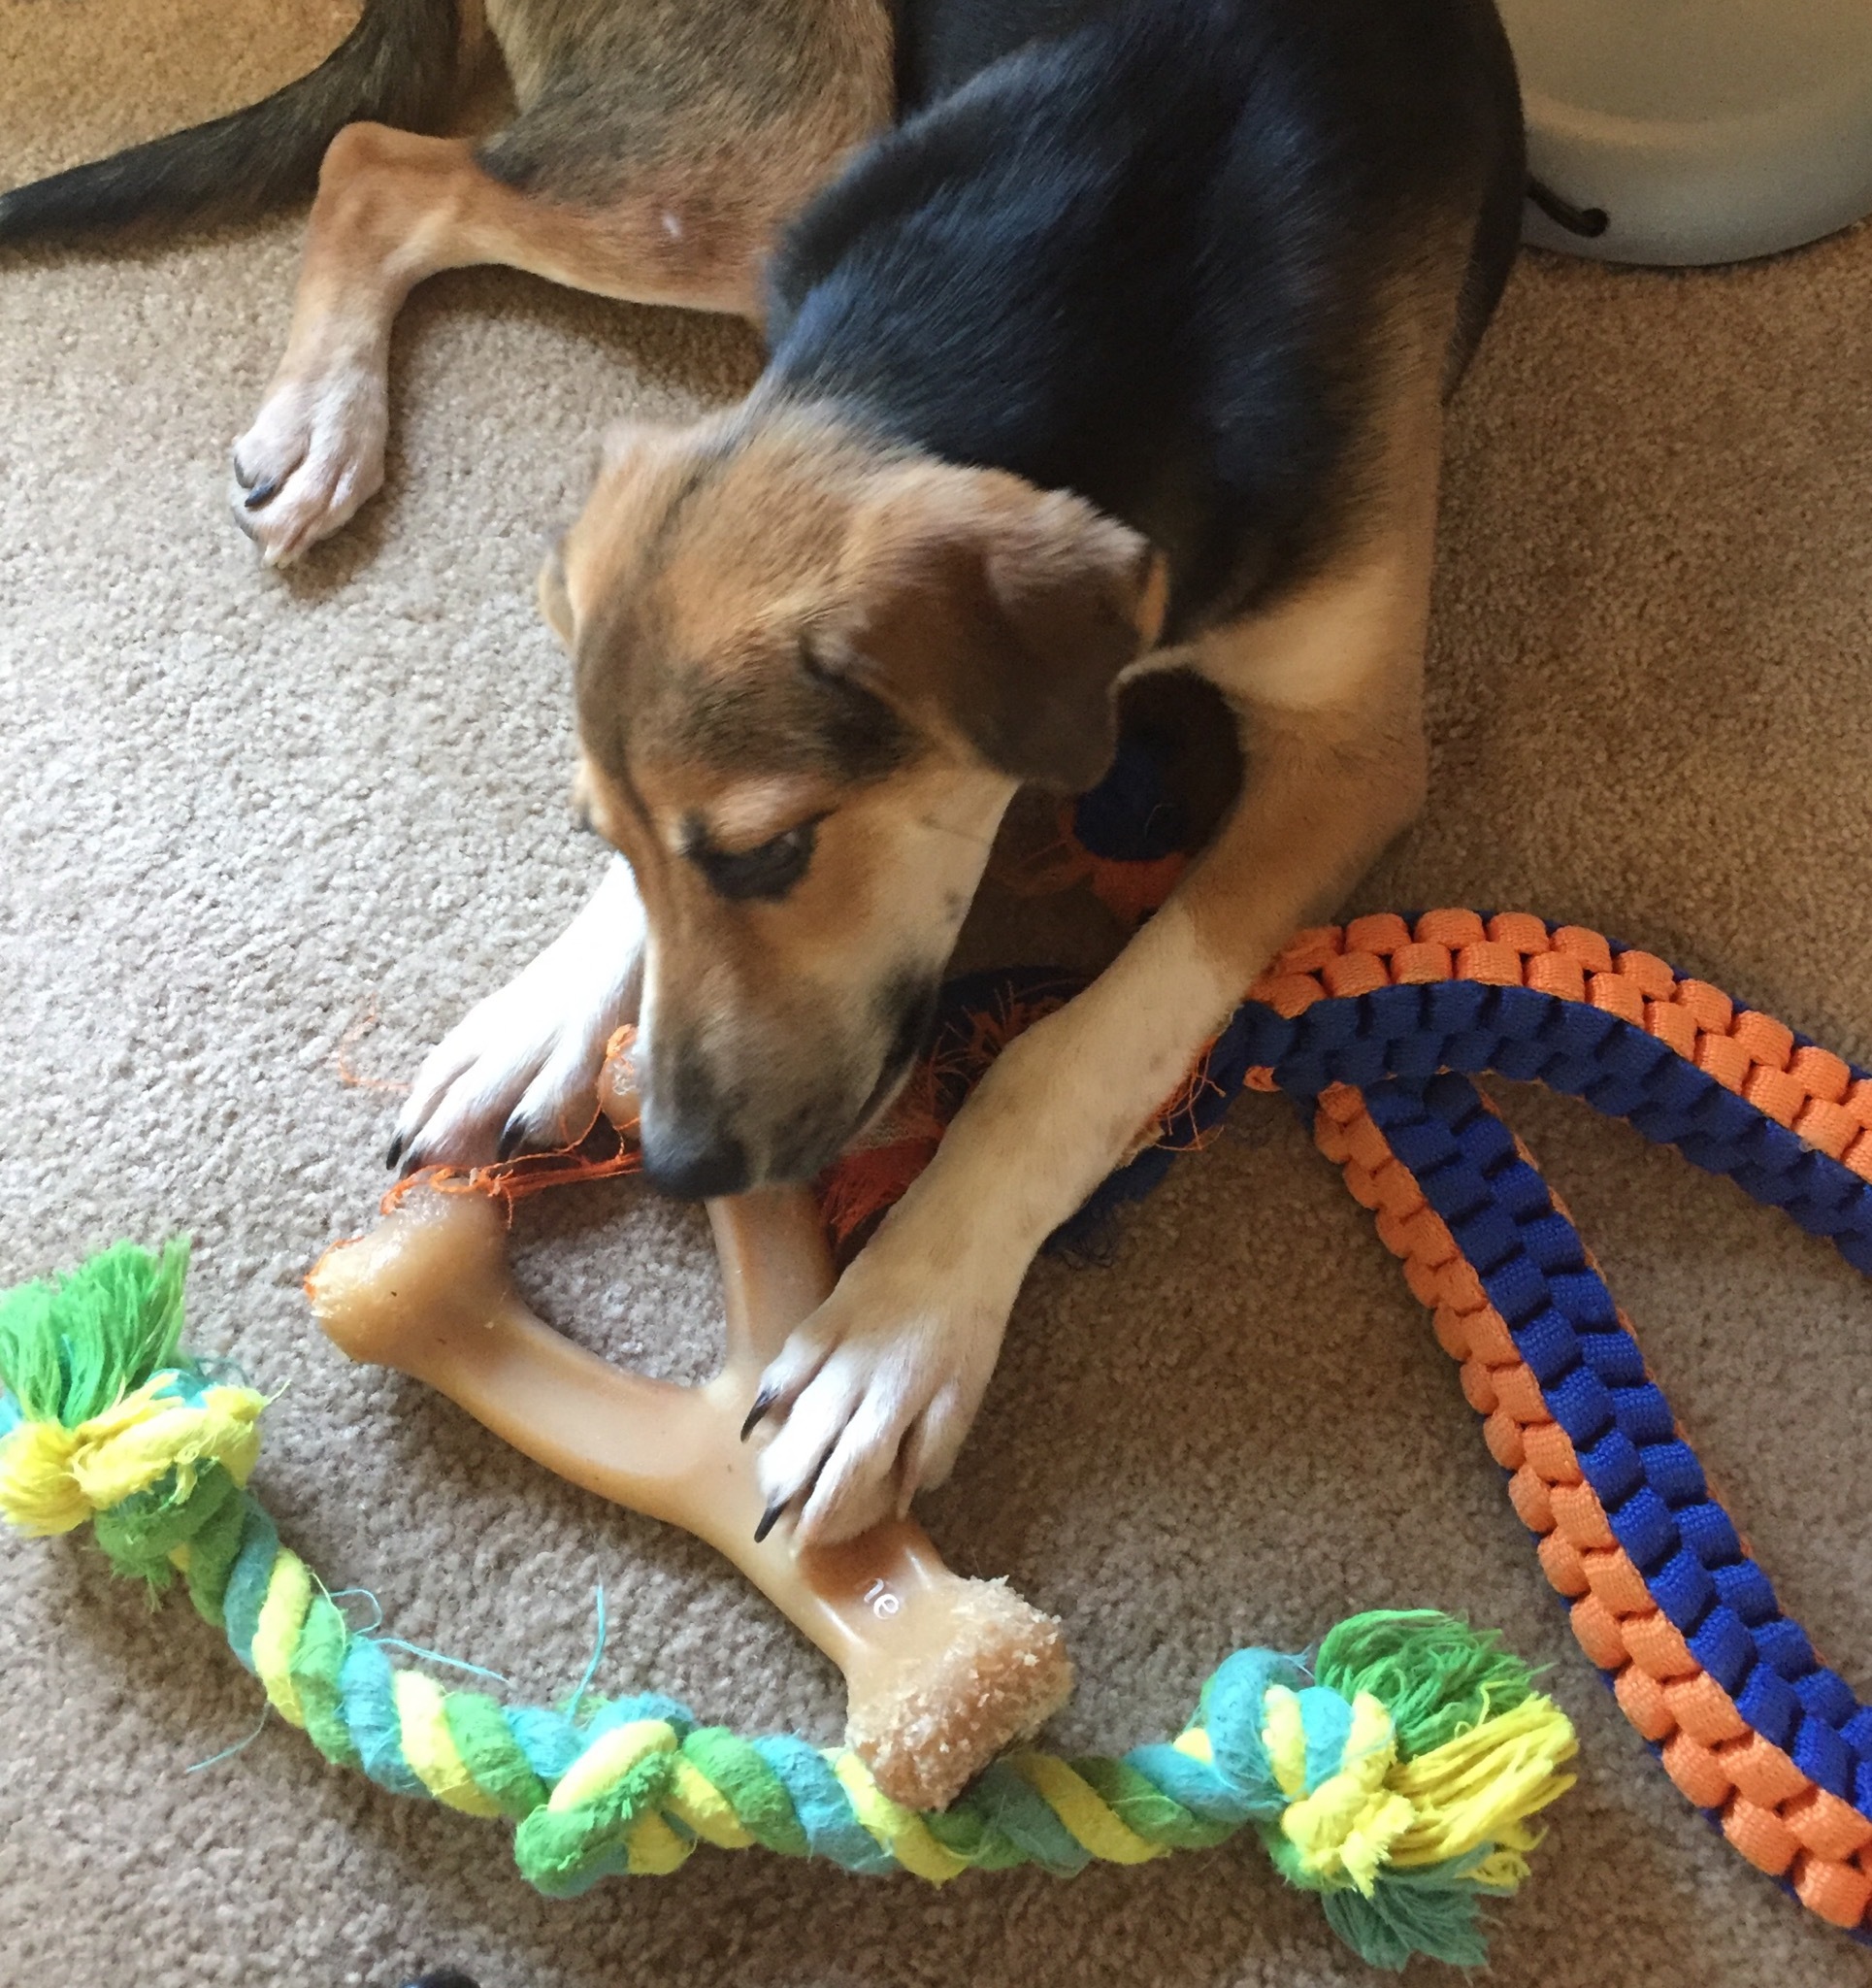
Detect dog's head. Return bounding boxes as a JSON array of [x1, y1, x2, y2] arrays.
[[546, 406, 1160, 1196]]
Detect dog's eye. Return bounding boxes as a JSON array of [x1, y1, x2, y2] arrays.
[[693, 817, 822, 903]]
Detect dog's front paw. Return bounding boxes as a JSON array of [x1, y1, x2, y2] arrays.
[[746, 1232, 1017, 1546], [231, 365, 388, 565], [391, 864, 646, 1175]]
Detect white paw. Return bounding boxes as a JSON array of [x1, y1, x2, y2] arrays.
[[391, 859, 647, 1174], [747, 1231, 1016, 1546], [230, 366, 388, 565]]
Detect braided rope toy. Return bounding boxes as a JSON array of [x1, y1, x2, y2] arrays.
[[1230, 911, 1872, 1938], [796, 889, 1872, 1939]]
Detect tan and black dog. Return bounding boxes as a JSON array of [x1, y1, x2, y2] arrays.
[[4, 0, 1527, 1546]]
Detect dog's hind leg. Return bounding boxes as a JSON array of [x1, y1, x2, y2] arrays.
[[230, 126, 820, 564], [234, 4, 891, 563]]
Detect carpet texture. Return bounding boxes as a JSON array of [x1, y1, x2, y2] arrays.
[[4, 7, 1871, 1986]]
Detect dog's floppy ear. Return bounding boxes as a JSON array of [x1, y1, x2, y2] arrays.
[[542, 416, 697, 648], [837, 465, 1161, 793]]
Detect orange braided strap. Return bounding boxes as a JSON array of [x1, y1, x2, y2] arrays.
[[1227, 912, 1872, 1938], [1317, 1087, 1872, 1929], [1243, 911, 1872, 1186]]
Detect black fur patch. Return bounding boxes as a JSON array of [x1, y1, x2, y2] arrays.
[[774, 0, 1525, 638]]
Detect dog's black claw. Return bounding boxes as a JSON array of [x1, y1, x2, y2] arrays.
[[496, 1115, 526, 1163], [404, 1972, 481, 1988], [739, 1387, 777, 1442], [243, 477, 280, 511], [753, 1498, 785, 1545], [385, 1134, 405, 1172]]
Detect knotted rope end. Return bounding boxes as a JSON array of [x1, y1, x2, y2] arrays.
[[0, 1240, 268, 1560], [1247, 1610, 1576, 1969]]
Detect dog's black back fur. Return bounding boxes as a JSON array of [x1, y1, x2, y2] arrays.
[[890, 0, 1126, 112], [777, 0, 1524, 636]]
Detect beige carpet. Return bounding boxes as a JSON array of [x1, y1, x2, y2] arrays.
[[5, 7, 1872, 1985]]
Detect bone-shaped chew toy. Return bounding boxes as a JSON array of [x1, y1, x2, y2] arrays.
[[305, 1051, 1071, 1813]]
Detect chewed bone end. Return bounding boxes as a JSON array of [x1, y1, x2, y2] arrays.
[[846, 1578, 1072, 1811], [308, 1186, 511, 1365]]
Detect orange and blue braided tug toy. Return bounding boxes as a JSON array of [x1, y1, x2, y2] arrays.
[[6, 753, 1871, 1962]]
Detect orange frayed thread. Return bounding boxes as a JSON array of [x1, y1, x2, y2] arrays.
[[333, 996, 411, 1097], [818, 989, 1074, 1250], [380, 1029, 645, 1223], [987, 803, 1189, 926]]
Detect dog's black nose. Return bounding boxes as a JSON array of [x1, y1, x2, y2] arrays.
[[640, 1122, 751, 1200]]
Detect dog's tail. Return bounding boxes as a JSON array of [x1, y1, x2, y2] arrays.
[[0, 0, 463, 243]]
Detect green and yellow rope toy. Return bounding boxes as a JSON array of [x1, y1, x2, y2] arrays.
[[0, 1237, 1575, 1971]]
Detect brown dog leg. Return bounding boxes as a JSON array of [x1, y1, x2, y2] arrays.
[[231, 0, 894, 560], [230, 125, 760, 564]]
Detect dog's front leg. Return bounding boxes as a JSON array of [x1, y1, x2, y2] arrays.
[[390, 852, 646, 1173], [749, 535, 1435, 1544]]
